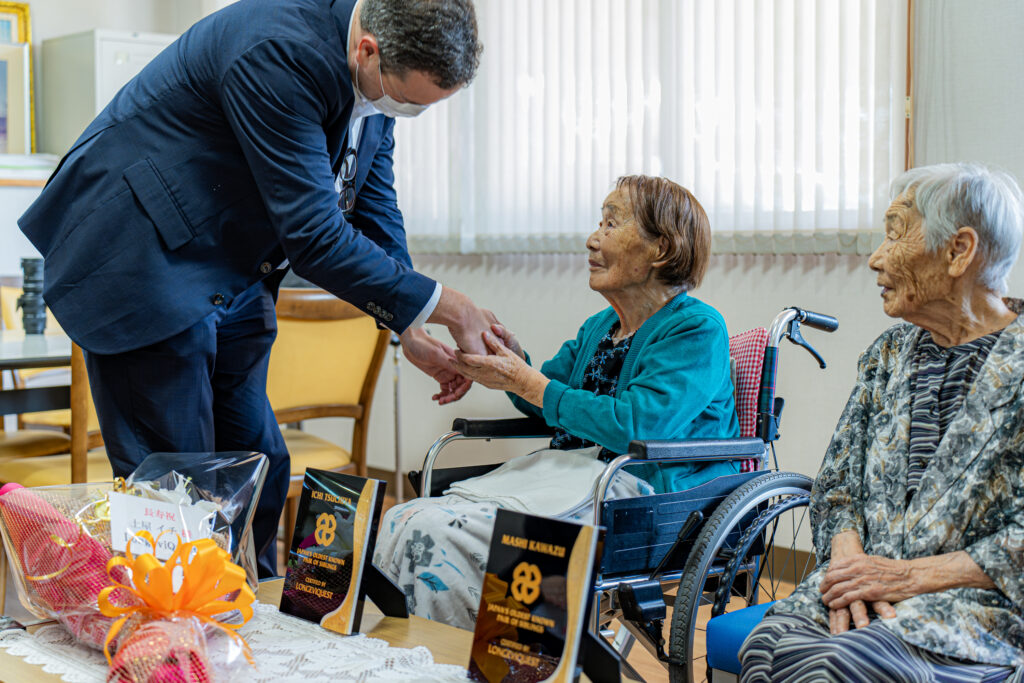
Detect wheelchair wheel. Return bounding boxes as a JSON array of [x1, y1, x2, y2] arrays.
[[667, 471, 814, 683]]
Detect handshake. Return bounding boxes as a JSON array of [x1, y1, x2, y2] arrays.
[[398, 287, 545, 407]]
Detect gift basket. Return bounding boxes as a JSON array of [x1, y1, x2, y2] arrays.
[[0, 451, 267, 681]]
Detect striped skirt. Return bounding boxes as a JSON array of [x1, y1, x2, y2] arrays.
[[740, 614, 1021, 683]]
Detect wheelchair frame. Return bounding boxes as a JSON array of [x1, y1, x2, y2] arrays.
[[411, 306, 837, 683]]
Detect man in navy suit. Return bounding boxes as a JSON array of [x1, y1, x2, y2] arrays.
[[19, 0, 493, 577]]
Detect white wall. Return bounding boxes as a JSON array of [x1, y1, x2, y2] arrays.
[[914, 0, 1024, 182], [0, 187, 50, 274]]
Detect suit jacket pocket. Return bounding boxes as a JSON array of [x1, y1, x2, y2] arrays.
[[123, 158, 195, 251]]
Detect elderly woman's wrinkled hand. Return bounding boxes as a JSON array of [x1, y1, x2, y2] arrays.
[[490, 323, 525, 360], [452, 330, 549, 406], [821, 554, 914, 617]]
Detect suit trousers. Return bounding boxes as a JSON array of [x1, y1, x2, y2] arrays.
[[83, 277, 290, 578]]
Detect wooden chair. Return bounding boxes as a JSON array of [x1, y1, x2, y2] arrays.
[[267, 287, 390, 552], [0, 344, 112, 486]]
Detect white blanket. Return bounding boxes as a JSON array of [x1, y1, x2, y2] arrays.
[[445, 446, 653, 519]]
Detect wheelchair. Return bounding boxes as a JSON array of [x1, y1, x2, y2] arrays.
[[409, 306, 838, 683]]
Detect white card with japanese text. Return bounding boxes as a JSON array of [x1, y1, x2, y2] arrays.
[[108, 492, 215, 559]]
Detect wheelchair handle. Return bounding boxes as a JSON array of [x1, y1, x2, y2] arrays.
[[766, 307, 838, 348], [758, 306, 839, 441], [797, 309, 839, 333]]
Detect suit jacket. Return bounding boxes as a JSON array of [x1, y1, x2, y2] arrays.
[[18, 0, 435, 354], [771, 313, 1024, 667]]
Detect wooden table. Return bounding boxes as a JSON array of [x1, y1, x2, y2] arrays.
[[0, 330, 72, 415], [0, 579, 474, 682], [0, 330, 92, 482]]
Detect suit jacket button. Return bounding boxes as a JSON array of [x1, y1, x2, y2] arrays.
[[211, 293, 225, 305], [259, 262, 273, 274]]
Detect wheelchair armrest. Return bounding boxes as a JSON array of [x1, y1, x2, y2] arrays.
[[627, 437, 766, 462], [452, 416, 555, 438]]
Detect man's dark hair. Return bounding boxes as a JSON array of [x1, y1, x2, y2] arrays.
[[360, 0, 482, 90]]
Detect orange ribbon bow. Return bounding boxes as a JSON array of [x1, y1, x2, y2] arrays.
[[97, 531, 256, 667]]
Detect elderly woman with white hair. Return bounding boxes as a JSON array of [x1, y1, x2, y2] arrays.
[[741, 163, 1024, 682]]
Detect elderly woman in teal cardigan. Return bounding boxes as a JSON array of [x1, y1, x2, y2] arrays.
[[373, 175, 739, 628]]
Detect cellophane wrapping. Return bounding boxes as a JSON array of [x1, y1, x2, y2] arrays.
[[0, 482, 134, 648], [0, 452, 266, 667], [104, 610, 250, 683]]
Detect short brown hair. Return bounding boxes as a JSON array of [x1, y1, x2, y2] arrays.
[[616, 175, 711, 291]]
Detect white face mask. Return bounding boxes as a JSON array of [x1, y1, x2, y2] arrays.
[[354, 55, 428, 119]]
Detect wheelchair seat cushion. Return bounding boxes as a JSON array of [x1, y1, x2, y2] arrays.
[[706, 600, 775, 674]]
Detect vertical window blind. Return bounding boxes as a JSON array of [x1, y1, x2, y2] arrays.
[[393, 0, 907, 255]]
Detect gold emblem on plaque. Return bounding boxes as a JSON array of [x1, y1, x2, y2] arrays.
[[315, 512, 337, 546], [511, 562, 542, 604]]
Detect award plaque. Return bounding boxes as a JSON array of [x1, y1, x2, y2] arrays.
[[468, 508, 602, 683], [279, 468, 388, 634]]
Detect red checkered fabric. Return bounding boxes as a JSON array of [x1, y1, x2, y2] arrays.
[[729, 327, 769, 472]]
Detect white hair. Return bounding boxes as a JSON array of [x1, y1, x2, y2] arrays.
[[890, 163, 1024, 294]]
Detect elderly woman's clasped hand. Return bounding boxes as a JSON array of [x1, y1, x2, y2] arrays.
[[820, 528, 997, 635], [452, 324, 550, 408], [821, 531, 900, 633]]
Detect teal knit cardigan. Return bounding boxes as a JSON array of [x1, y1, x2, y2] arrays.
[[509, 291, 740, 493]]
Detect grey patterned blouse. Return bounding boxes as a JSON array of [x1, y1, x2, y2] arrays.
[[769, 304, 1024, 668]]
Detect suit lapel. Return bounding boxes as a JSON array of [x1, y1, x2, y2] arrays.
[[905, 314, 1024, 533], [354, 115, 385, 190]]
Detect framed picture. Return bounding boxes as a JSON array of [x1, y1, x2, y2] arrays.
[[0, 2, 32, 152], [0, 43, 30, 154], [0, 2, 29, 44]]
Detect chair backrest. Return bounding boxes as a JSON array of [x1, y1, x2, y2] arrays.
[[728, 327, 769, 438], [0, 285, 21, 330], [266, 288, 390, 426], [728, 327, 769, 472]]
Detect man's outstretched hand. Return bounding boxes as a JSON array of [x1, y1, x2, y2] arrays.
[[400, 327, 472, 404], [426, 287, 498, 355]]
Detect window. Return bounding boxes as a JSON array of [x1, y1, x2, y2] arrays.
[[394, 0, 907, 255]]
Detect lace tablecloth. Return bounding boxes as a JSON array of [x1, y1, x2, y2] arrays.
[[0, 603, 468, 682]]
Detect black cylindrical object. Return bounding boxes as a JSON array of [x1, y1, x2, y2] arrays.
[[18, 257, 46, 335]]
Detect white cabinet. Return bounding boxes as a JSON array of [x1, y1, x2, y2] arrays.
[[40, 29, 177, 155]]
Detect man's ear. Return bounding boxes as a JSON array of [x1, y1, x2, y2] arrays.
[[947, 226, 979, 278], [357, 34, 379, 60]]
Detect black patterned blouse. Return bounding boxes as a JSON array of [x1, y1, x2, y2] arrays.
[[549, 323, 633, 460], [907, 329, 1002, 495]]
